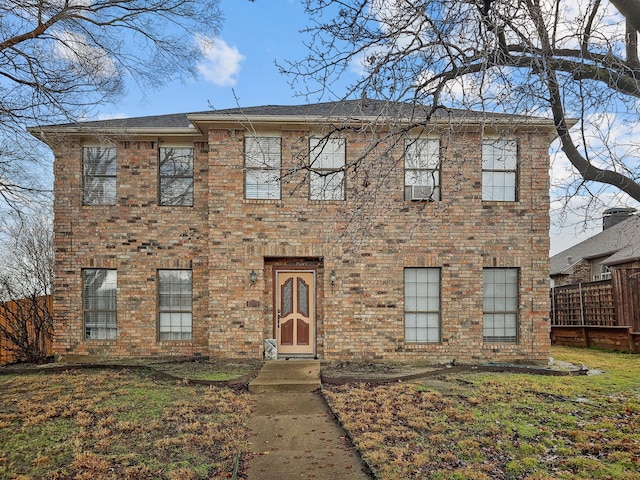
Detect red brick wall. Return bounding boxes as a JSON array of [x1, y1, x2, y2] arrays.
[[552, 261, 593, 287], [49, 123, 551, 363]]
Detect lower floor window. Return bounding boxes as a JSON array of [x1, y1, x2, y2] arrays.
[[404, 268, 440, 342], [483, 268, 519, 343], [83, 269, 117, 339], [158, 269, 193, 341]]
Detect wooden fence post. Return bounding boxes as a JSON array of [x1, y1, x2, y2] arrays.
[[579, 283, 585, 325]]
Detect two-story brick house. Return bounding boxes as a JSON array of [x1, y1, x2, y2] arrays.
[[30, 100, 554, 363]]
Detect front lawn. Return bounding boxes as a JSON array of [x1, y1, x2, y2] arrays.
[[3, 348, 639, 479], [0, 369, 252, 479], [324, 347, 640, 479]]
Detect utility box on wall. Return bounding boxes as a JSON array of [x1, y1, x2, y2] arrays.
[[264, 338, 277, 360]]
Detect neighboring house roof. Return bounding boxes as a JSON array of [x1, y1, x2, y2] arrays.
[[28, 99, 559, 136], [550, 214, 640, 276]]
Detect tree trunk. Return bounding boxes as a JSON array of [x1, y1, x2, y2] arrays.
[[610, 0, 640, 32]]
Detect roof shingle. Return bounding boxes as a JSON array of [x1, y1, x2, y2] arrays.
[[550, 214, 640, 275], [31, 99, 552, 131]]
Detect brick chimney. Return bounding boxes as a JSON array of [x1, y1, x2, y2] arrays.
[[603, 207, 637, 230]]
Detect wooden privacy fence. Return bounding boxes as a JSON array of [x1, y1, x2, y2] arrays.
[[611, 268, 640, 332], [0, 295, 53, 365], [551, 268, 640, 352], [551, 280, 616, 326]]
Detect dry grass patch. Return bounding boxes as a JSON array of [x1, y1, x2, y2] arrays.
[[0, 369, 252, 479], [148, 358, 262, 381], [324, 347, 640, 479]]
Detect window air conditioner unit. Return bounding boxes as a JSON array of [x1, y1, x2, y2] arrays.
[[410, 185, 433, 201]]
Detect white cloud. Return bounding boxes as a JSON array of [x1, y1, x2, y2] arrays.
[[195, 35, 244, 87], [54, 31, 117, 79], [96, 113, 128, 121]]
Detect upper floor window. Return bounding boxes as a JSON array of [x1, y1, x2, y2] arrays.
[[309, 137, 345, 200], [245, 136, 281, 199], [158, 269, 193, 341], [405, 138, 440, 201], [483, 268, 519, 343], [404, 268, 441, 343], [482, 139, 517, 201], [159, 147, 194, 206], [83, 269, 117, 340], [83, 147, 116, 205]]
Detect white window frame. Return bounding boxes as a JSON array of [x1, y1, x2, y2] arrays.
[[309, 137, 346, 200], [483, 268, 519, 343], [482, 139, 518, 201], [245, 136, 282, 200], [83, 146, 117, 205], [83, 269, 117, 340], [158, 270, 193, 341], [159, 146, 194, 206], [404, 138, 441, 201], [404, 268, 441, 343]]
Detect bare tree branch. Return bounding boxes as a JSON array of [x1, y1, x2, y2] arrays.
[[0, 0, 223, 215], [284, 0, 640, 207], [0, 210, 53, 363]]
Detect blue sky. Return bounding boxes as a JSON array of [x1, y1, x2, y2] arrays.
[[92, 0, 612, 254], [101, 0, 326, 119]]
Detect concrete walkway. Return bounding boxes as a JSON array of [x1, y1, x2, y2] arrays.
[[245, 361, 372, 479]]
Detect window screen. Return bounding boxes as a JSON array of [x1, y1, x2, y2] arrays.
[[158, 270, 193, 341], [83, 147, 116, 205], [245, 137, 281, 199], [405, 138, 440, 201], [309, 137, 345, 200], [159, 147, 194, 206], [483, 268, 519, 342], [83, 269, 117, 339], [482, 139, 517, 201], [404, 268, 441, 342]]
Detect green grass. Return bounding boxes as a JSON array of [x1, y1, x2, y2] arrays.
[[148, 358, 262, 382], [324, 347, 640, 480], [4, 348, 639, 479], [0, 369, 252, 479]]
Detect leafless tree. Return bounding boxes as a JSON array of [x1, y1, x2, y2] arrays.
[[1, 0, 222, 213], [0, 211, 53, 363], [282, 0, 640, 221]]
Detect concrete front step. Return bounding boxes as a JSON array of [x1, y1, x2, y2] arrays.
[[249, 360, 321, 393]]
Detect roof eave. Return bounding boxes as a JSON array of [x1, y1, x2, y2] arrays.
[[27, 126, 202, 138], [602, 252, 640, 267], [584, 250, 618, 261], [187, 113, 557, 128]]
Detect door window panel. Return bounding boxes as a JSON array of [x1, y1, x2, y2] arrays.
[[297, 278, 309, 317], [281, 277, 293, 317]]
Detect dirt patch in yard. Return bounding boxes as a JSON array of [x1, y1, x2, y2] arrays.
[[321, 360, 587, 385], [321, 361, 440, 381]]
